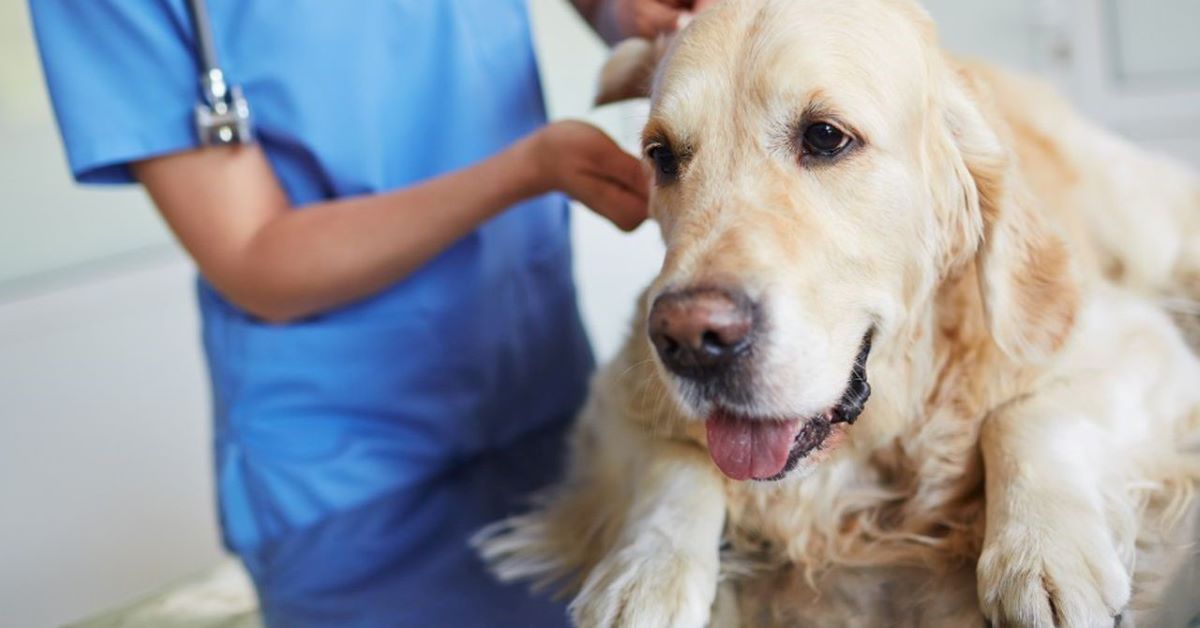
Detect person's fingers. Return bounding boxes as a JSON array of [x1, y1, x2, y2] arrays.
[[589, 129, 650, 228], [620, 157, 651, 202], [595, 182, 648, 232], [631, 1, 686, 38], [570, 121, 648, 197], [574, 173, 647, 232], [548, 120, 649, 230], [609, 196, 648, 232], [595, 140, 650, 202]]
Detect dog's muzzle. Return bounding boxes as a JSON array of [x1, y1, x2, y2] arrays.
[[696, 329, 873, 482]]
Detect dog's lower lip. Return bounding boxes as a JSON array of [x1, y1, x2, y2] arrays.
[[718, 328, 875, 482], [763, 413, 835, 480], [830, 330, 874, 426]]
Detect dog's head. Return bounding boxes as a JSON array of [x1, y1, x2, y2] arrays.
[[611, 0, 1078, 481]]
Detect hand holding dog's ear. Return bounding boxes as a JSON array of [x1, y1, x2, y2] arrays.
[[590, 0, 721, 43], [592, 1, 722, 104], [526, 120, 649, 232], [597, 0, 688, 41]]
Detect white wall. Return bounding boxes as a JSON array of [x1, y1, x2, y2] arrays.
[[0, 1, 173, 286], [0, 4, 223, 627], [0, 257, 221, 628]]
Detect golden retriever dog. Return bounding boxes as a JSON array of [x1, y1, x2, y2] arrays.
[[478, 0, 1200, 625]]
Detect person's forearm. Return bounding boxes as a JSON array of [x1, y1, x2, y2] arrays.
[[137, 120, 642, 324], [220, 137, 544, 322]]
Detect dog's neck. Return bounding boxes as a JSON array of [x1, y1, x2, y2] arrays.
[[851, 256, 1038, 452]]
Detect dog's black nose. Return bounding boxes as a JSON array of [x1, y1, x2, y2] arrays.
[[648, 287, 755, 378]]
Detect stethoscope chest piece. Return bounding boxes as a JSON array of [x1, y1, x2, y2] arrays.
[[187, 0, 253, 146]]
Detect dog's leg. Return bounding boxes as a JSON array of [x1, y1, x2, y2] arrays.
[[571, 440, 726, 628], [977, 393, 1133, 628]]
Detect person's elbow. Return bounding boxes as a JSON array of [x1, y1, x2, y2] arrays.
[[208, 270, 321, 325], [240, 299, 309, 325]]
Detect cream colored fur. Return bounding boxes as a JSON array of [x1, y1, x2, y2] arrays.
[[478, 1, 1200, 626]]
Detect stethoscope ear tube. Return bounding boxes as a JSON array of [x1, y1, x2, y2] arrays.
[[185, 0, 253, 146]]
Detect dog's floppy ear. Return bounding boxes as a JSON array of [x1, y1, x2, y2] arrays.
[[943, 65, 1080, 362], [595, 39, 662, 106]]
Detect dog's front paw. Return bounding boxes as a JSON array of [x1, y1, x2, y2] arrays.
[[977, 514, 1130, 627], [571, 538, 718, 628]]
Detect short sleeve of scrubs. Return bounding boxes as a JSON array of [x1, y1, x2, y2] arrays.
[[30, 1, 198, 184]]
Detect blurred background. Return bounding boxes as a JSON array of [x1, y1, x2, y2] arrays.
[[1, 0, 1198, 626]]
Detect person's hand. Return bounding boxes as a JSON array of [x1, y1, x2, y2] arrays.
[[522, 121, 648, 232], [608, 0, 688, 40], [602, 0, 722, 40]]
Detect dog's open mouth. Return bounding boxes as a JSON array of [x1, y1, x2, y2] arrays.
[[705, 331, 874, 481]]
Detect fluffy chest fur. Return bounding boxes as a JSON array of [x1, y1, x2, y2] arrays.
[[711, 269, 1015, 576]]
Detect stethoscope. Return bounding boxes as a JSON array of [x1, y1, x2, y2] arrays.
[[185, 0, 253, 146]]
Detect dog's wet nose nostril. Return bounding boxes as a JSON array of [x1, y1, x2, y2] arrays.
[[648, 287, 755, 378], [700, 330, 725, 354]]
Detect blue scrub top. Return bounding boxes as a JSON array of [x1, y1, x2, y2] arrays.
[[31, 1, 593, 625]]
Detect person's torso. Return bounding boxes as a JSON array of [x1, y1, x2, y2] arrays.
[[189, 0, 594, 543]]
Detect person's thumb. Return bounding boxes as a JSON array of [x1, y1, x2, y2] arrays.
[[675, 0, 722, 30], [635, 2, 686, 38]]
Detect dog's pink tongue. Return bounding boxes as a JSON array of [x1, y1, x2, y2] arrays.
[[705, 412, 801, 481]]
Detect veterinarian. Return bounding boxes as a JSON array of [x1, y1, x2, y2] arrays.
[[30, 0, 707, 625]]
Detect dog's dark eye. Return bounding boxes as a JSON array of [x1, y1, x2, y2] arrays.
[[647, 144, 679, 182], [801, 123, 851, 158]]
